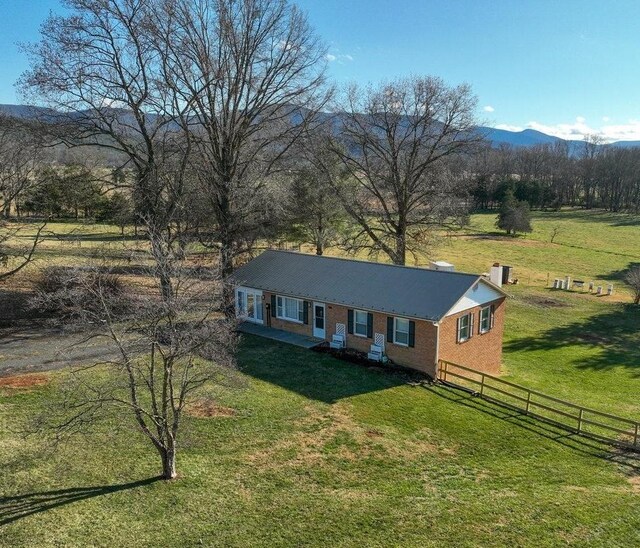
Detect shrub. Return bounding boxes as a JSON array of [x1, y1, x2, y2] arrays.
[[31, 266, 132, 320]]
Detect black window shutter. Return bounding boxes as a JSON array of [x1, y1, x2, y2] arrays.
[[387, 317, 394, 343], [408, 321, 416, 348], [303, 301, 309, 324], [456, 317, 460, 342], [347, 309, 354, 334], [469, 313, 474, 338], [270, 295, 276, 317], [367, 313, 373, 338]]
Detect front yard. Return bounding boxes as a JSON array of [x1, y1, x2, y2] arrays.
[[1, 335, 639, 547]]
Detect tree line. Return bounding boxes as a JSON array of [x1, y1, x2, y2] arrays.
[[469, 138, 640, 213]]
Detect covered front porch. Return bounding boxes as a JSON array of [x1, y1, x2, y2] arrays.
[[237, 322, 324, 349]]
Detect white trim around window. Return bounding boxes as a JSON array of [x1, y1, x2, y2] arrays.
[[479, 306, 492, 334], [276, 295, 304, 323], [457, 313, 473, 343], [393, 317, 410, 347], [354, 309, 368, 337], [236, 287, 263, 324]]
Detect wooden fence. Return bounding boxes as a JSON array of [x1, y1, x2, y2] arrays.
[[438, 360, 640, 451]]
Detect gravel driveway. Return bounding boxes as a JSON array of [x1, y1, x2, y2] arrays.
[[0, 324, 120, 377]]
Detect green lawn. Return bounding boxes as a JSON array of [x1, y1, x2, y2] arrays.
[[1, 336, 639, 547], [1, 209, 639, 546], [432, 210, 640, 419]]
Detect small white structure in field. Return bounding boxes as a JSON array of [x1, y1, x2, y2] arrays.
[[607, 284, 614, 296], [596, 285, 603, 295], [565, 276, 571, 290], [430, 260, 455, 272], [589, 281, 594, 292]]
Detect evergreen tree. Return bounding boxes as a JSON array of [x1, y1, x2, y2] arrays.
[[496, 190, 533, 236]]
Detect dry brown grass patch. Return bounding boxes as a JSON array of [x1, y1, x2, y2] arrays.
[[0, 373, 49, 390], [186, 398, 237, 418], [246, 403, 444, 471]]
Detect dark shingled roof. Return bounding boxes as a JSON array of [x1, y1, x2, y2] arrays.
[[231, 250, 493, 322]]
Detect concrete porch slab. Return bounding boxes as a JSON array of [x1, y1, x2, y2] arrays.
[[237, 322, 324, 348]]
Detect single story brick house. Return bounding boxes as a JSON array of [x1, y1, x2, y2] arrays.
[[231, 250, 507, 377]]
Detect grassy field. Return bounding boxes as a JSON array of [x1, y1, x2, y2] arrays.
[[1, 337, 639, 547], [437, 211, 640, 419], [1, 209, 639, 546]]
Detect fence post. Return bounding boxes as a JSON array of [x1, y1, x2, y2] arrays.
[[525, 391, 531, 414], [577, 408, 584, 433], [479, 374, 485, 396], [443, 361, 448, 382], [634, 423, 639, 447]]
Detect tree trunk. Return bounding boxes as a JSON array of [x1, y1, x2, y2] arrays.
[[220, 236, 235, 318], [394, 225, 406, 265], [160, 446, 177, 480]]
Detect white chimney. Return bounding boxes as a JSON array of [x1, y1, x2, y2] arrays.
[[490, 263, 503, 287]]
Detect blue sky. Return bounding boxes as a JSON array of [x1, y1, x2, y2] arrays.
[[2, 0, 640, 141]]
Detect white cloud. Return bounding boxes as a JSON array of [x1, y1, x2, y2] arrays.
[[494, 118, 640, 143], [483, 105, 495, 113], [325, 52, 354, 64], [602, 116, 610, 122]]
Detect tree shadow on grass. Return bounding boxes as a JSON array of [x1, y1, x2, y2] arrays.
[[237, 334, 407, 404], [43, 232, 144, 243], [534, 209, 640, 227], [0, 476, 161, 526], [505, 302, 640, 376], [599, 262, 640, 283]]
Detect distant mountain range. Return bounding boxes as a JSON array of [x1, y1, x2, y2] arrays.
[[477, 126, 640, 151], [3, 103, 640, 151]]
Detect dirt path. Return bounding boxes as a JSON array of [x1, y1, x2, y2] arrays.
[[0, 324, 120, 377]]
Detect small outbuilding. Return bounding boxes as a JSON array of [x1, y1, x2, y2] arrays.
[[231, 250, 507, 377]]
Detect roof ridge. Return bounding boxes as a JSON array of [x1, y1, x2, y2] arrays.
[[264, 249, 481, 279]]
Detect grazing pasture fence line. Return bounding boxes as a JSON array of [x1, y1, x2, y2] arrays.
[[437, 360, 640, 452]]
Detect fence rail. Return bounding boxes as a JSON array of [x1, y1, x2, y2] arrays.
[[438, 360, 639, 451]]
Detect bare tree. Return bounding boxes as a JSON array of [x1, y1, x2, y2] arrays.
[[32, 238, 237, 479], [20, 0, 192, 298], [152, 0, 330, 285], [0, 222, 47, 281], [0, 115, 44, 218], [625, 265, 640, 305], [326, 76, 482, 265]]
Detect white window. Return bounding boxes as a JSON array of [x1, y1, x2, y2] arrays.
[[479, 306, 492, 334], [237, 290, 246, 315], [458, 313, 472, 342], [354, 310, 368, 337], [394, 317, 410, 346], [276, 295, 304, 322], [236, 288, 263, 323]]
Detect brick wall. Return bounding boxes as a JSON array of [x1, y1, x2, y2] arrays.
[[324, 303, 438, 377], [262, 291, 313, 337], [251, 290, 505, 378], [437, 298, 506, 375]]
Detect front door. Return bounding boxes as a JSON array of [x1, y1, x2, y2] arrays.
[[313, 302, 326, 339]]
